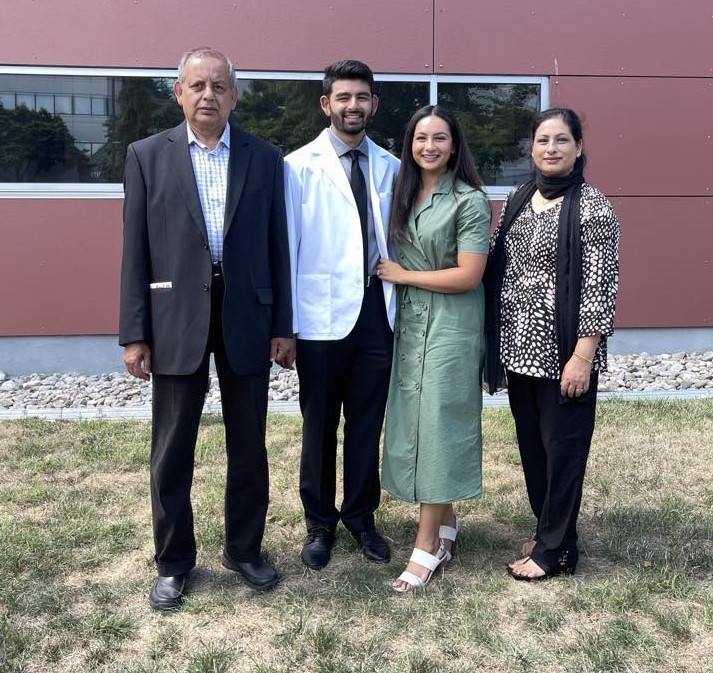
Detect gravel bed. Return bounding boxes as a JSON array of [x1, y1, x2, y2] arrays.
[[0, 352, 712, 411]]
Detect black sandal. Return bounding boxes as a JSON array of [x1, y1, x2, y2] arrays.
[[507, 551, 577, 582]]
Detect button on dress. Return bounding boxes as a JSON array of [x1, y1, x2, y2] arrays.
[[382, 172, 491, 503]]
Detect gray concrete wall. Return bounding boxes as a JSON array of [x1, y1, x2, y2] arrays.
[[1, 328, 711, 375]]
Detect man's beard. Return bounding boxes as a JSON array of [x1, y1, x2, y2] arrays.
[[332, 111, 369, 135]]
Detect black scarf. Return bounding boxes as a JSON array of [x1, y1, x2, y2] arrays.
[[484, 166, 584, 396]]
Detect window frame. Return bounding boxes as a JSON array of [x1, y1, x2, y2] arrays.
[[0, 65, 548, 199]]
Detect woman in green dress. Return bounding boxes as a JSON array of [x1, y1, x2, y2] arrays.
[[377, 105, 491, 592]]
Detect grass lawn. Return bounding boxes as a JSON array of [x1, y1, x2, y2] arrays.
[[1, 399, 713, 673]]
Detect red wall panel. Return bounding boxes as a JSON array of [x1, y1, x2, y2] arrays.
[[550, 77, 713, 197], [488, 197, 713, 329], [435, 0, 713, 77], [4, 196, 710, 336], [612, 197, 712, 328], [0, 200, 122, 336], [0, 0, 432, 73], [4, 1, 711, 76], [1, 1, 711, 336]]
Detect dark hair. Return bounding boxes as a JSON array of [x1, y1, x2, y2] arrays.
[[531, 107, 587, 171], [390, 105, 484, 242], [323, 60, 375, 96]]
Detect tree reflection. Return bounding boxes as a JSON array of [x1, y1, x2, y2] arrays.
[[99, 79, 183, 182], [370, 82, 430, 156], [0, 103, 88, 181], [235, 80, 325, 155], [235, 80, 429, 159], [0, 76, 540, 185], [438, 83, 539, 185]]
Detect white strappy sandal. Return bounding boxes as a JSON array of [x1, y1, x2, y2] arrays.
[[438, 520, 460, 565], [393, 548, 445, 593]]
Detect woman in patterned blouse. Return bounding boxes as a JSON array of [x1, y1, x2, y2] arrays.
[[484, 108, 620, 581]]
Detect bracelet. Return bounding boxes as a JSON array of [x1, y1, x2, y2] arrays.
[[573, 351, 594, 365]]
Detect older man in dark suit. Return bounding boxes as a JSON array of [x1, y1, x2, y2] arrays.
[[119, 46, 294, 610]]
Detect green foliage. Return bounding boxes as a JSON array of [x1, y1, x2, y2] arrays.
[[0, 101, 89, 181], [235, 80, 325, 155], [0, 77, 541, 186], [234, 79, 430, 158], [438, 83, 539, 184], [369, 82, 430, 155], [98, 78, 183, 181]]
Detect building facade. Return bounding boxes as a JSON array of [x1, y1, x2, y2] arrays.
[[1, 0, 711, 373]]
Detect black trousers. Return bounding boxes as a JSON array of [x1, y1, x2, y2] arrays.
[[150, 273, 270, 576], [506, 370, 598, 571], [296, 279, 393, 534]]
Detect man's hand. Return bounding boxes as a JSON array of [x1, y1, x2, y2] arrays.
[[124, 341, 152, 380], [271, 337, 296, 370]]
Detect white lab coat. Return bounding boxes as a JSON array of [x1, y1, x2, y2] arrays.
[[284, 129, 400, 339]]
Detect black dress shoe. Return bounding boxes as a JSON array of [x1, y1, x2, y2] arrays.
[[352, 529, 391, 564], [301, 528, 335, 570], [221, 552, 280, 591], [149, 574, 187, 610]]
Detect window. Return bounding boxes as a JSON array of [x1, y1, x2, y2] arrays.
[[0, 67, 547, 196], [36, 94, 55, 113], [0, 71, 181, 185], [234, 78, 430, 157], [438, 80, 541, 186], [16, 93, 35, 109], [55, 95, 72, 115]]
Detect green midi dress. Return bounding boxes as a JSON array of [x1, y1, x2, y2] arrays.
[[381, 172, 491, 503]]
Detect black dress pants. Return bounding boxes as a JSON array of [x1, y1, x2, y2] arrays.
[[506, 369, 598, 571], [296, 279, 393, 534], [150, 273, 270, 576]]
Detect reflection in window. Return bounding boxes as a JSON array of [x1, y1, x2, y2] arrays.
[[36, 95, 55, 113], [55, 95, 72, 114], [235, 79, 325, 155], [17, 94, 34, 109], [91, 97, 107, 116], [0, 72, 541, 186], [438, 83, 540, 185], [234, 79, 429, 158], [370, 81, 430, 157], [0, 74, 183, 183], [74, 96, 91, 114]]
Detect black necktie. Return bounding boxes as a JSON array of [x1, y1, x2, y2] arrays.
[[348, 149, 368, 286]]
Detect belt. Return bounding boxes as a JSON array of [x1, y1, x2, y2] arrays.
[[212, 261, 223, 277]]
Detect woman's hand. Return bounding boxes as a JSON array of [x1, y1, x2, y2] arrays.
[[377, 258, 406, 285], [377, 253, 487, 293], [560, 356, 592, 398]]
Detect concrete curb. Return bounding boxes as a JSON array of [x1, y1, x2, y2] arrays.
[[0, 389, 711, 421]]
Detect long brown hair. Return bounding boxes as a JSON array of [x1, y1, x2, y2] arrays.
[[390, 105, 484, 242]]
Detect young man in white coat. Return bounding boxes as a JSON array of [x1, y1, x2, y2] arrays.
[[284, 60, 400, 569]]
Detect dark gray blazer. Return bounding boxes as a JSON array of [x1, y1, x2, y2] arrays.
[[119, 121, 292, 375]]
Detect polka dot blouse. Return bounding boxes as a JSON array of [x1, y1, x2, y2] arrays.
[[492, 183, 620, 380]]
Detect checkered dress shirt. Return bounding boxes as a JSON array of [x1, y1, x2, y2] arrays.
[[187, 124, 231, 263]]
